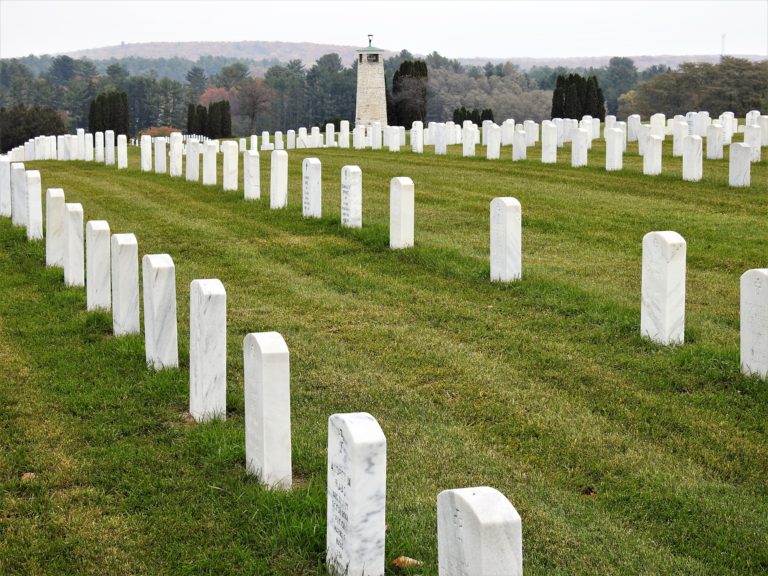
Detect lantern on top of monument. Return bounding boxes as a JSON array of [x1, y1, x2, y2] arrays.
[[355, 35, 387, 128]]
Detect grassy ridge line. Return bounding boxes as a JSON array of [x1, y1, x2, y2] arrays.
[[0, 139, 766, 574]]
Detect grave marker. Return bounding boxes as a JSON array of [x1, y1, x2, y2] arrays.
[[302, 158, 322, 218], [437, 486, 523, 576], [740, 268, 768, 379], [25, 170, 43, 241], [45, 188, 65, 267], [202, 141, 217, 185], [490, 197, 522, 282], [189, 279, 227, 422], [682, 135, 703, 182], [341, 165, 362, 228], [729, 143, 751, 187], [222, 141, 239, 191], [169, 132, 183, 176], [111, 233, 140, 335], [86, 221, 111, 311], [244, 331, 291, 488], [143, 254, 179, 370], [390, 177, 414, 249], [244, 150, 260, 200], [270, 150, 288, 209], [105, 130, 115, 165], [10, 163, 26, 227], [641, 231, 686, 345], [140, 135, 152, 171], [63, 203, 84, 286], [326, 412, 386, 576], [0, 156, 9, 217]]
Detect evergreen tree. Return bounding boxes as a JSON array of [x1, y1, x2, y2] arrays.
[[88, 99, 97, 133], [206, 101, 221, 138], [196, 104, 207, 136], [585, 76, 598, 117], [221, 100, 232, 137], [551, 75, 566, 118], [564, 82, 581, 119], [187, 103, 197, 134], [480, 108, 494, 122]]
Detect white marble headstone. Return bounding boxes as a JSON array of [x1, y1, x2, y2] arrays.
[[25, 170, 43, 241], [117, 135, 128, 169], [143, 254, 179, 370], [140, 135, 152, 171], [541, 122, 557, 164], [641, 231, 686, 345], [486, 124, 501, 160], [10, 162, 26, 227], [189, 279, 227, 422], [729, 143, 751, 187], [84, 133, 94, 161], [437, 486, 523, 576], [326, 412, 386, 576], [490, 197, 522, 282], [341, 165, 362, 229], [270, 150, 288, 209], [186, 140, 200, 182], [512, 130, 527, 161], [202, 141, 217, 185], [244, 331, 291, 488], [105, 130, 115, 165], [154, 137, 167, 174], [63, 203, 84, 286], [86, 220, 111, 311], [389, 177, 414, 249], [740, 268, 768, 379], [0, 156, 10, 217], [643, 135, 663, 175], [94, 132, 104, 162], [45, 188, 65, 267], [221, 141, 239, 191], [682, 135, 702, 182], [571, 128, 589, 168], [743, 124, 762, 163], [169, 132, 183, 177], [111, 233, 140, 335], [302, 157, 322, 218], [244, 150, 260, 200], [706, 124, 723, 160]]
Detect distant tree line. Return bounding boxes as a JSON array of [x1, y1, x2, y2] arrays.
[[618, 57, 768, 118], [452, 107, 494, 125], [550, 74, 605, 120], [0, 103, 65, 152], [187, 100, 232, 138], [88, 90, 129, 134]]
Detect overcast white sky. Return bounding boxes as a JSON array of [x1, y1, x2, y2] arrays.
[[1, 0, 767, 60]]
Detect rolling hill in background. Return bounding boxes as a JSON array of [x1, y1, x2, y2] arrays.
[[62, 40, 765, 71]]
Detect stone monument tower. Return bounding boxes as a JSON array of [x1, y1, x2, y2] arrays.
[[355, 35, 387, 126]]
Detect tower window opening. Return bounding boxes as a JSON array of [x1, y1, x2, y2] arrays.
[[367, 54, 379, 63]]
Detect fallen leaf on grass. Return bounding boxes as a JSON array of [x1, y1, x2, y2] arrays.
[[21, 472, 36, 482], [392, 555, 424, 568]]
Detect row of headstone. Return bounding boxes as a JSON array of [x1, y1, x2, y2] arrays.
[[8, 130, 129, 169], [326, 411, 523, 575]]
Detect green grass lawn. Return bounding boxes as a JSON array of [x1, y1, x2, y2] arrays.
[[0, 137, 766, 575]]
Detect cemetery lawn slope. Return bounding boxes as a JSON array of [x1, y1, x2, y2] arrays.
[[0, 141, 766, 575]]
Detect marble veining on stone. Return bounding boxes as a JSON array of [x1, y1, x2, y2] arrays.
[[270, 150, 288, 208], [244, 331, 291, 488], [222, 141, 239, 191], [243, 150, 260, 200], [86, 220, 111, 311], [326, 412, 386, 576], [25, 170, 43, 241], [143, 254, 179, 370], [63, 203, 84, 286], [111, 233, 140, 335], [10, 163, 26, 227], [0, 156, 11, 217], [190, 279, 227, 422]]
